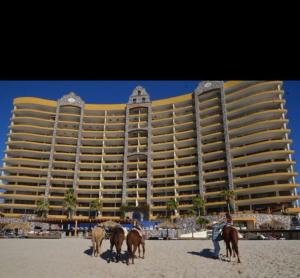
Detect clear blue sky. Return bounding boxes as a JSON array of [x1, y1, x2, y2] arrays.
[[0, 81, 299, 193]]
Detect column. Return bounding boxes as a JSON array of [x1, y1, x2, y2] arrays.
[[45, 105, 60, 197], [146, 104, 152, 206], [220, 82, 236, 212], [73, 105, 84, 190], [121, 107, 129, 205], [193, 88, 205, 200]]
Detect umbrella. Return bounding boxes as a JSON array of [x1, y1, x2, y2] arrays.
[[156, 220, 179, 239], [157, 220, 179, 229], [99, 220, 119, 228], [3, 222, 31, 233]]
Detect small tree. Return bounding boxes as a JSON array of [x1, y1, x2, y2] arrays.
[[89, 199, 102, 218], [187, 207, 196, 217], [36, 198, 49, 218], [166, 198, 178, 221], [220, 189, 235, 214], [259, 220, 286, 230], [196, 216, 210, 230], [192, 196, 206, 216], [63, 188, 77, 219]]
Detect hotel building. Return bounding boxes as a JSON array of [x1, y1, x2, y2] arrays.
[[0, 81, 299, 220]]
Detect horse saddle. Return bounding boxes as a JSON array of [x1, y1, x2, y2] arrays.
[[132, 228, 145, 241]]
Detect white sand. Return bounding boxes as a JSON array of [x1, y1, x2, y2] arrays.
[[0, 238, 300, 278]]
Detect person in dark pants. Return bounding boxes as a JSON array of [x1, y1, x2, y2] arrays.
[[211, 220, 226, 259], [211, 213, 233, 259]]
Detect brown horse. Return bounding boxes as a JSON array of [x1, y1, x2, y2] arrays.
[[222, 225, 241, 263], [91, 226, 105, 257], [108, 226, 125, 263], [126, 228, 145, 265]]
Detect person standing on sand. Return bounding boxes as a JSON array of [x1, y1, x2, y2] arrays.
[[211, 220, 226, 259], [211, 213, 233, 259]]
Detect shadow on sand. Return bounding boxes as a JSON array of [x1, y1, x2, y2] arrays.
[[101, 249, 128, 264], [187, 249, 219, 259], [83, 247, 128, 264], [84, 247, 93, 256], [187, 248, 215, 259], [188, 249, 228, 262]]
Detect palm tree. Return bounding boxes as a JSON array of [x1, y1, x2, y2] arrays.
[[89, 199, 102, 218], [196, 216, 210, 230], [220, 189, 235, 214], [36, 198, 49, 218], [192, 195, 206, 216], [63, 188, 77, 219], [166, 198, 178, 220]]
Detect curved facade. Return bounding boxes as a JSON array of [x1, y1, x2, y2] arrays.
[[0, 81, 299, 220]]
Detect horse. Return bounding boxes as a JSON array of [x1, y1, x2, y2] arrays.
[[91, 226, 105, 257], [221, 225, 241, 263], [108, 225, 125, 263], [126, 228, 145, 265]]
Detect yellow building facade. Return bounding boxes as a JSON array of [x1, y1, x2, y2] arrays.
[[0, 81, 299, 220]]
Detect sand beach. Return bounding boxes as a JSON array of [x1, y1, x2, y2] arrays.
[[0, 239, 299, 278]]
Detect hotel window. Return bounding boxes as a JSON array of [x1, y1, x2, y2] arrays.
[[133, 98, 136, 103], [142, 97, 145, 102]]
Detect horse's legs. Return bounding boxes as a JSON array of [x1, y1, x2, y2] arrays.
[[225, 241, 228, 257], [127, 242, 132, 265], [92, 241, 96, 257], [96, 240, 100, 257], [229, 240, 235, 258], [108, 242, 114, 263], [226, 245, 228, 258], [225, 241, 232, 261], [116, 245, 120, 262], [142, 242, 145, 259], [116, 241, 123, 262], [138, 244, 141, 258], [132, 244, 138, 264], [232, 240, 241, 263], [99, 239, 103, 256]]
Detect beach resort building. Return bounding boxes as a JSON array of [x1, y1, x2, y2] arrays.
[[0, 81, 299, 220]]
